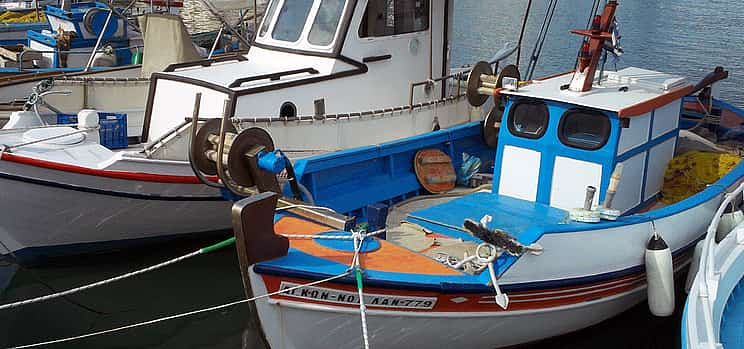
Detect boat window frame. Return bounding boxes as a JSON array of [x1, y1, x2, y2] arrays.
[[254, 0, 354, 55], [506, 99, 550, 140], [557, 107, 611, 150], [357, 0, 431, 39]]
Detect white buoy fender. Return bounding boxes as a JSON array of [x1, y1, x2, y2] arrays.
[[716, 210, 744, 242], [645, 235, 675, 316], [684, 240, 705, 294], [77, 109, 99, 129]]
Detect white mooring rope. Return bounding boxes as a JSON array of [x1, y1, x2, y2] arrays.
[[0, 250, 201, 311], [8, 229, 382, 348], [0, 203, 360, 311]]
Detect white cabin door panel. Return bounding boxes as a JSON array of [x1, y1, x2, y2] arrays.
[[498, 145, 540, 201], [550, 157, 603, 210]]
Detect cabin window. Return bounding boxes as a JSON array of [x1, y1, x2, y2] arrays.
[[280, 102, 297, 118], [507, 100, 549, 139], [272, 0, 315, 42], [558, 108, 611, 150], [259, 0, 280, 37], [359, 0, 430, 38], [308, 0, 347, 46]]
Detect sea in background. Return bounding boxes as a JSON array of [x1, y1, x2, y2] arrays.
[[452, 0, 744, 108], [0, 0, 742, 348]]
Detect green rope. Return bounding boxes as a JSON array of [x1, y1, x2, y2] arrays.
[[201, 237, 236, 253], [355, 265, 364, 290]]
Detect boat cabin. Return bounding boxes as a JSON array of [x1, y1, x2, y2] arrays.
[[143, 0, 476, 155], [495, 67, 692, 214]]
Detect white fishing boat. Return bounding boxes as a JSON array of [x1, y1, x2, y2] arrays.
[[195, 2, 744, 348], [0, 0, 506, 265], [683, 184, 744, 349]]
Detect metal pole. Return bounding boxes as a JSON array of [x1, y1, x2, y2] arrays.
[[84, 8, 114, 72], [208, 25, 225, 59], [252, 0, 258, 33], [207, 24, 225, 59], [197, 0, 252, 48]]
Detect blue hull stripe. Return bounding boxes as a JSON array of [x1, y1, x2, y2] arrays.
[[254, 237, 699, 294]]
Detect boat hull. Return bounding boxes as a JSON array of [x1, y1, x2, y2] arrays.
[[0, 154, 231, 265], [249, 269, 652, 349], [245, 173, 740, 348]]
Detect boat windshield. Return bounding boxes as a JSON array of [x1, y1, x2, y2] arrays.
[[256, 0, 349, 52]]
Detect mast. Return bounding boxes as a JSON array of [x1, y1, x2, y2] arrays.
[[567, 0, 618, 92]]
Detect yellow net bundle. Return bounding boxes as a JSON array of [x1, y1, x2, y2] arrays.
[[660, 150, 741, 204], [0, 11, 45, 23]]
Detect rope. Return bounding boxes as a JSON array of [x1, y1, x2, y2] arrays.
[[0, 238, 235, 311], [7, 271, 351, 349], [9, 228, 381, 348], [515, 0, 533, 69], [352, 231, 371, 349], [526, 0, 559, 80], [0, 204, 352, 311], [280, 228, 385, 241]]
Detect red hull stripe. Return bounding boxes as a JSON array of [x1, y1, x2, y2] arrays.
[[262, 253, 691, 313], [0, 152, 217, 184], [263, 272, 647, 312]]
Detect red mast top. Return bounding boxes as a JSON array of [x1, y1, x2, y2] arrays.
[[568, 0, 618, 92]]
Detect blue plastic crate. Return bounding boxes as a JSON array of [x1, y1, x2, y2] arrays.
[[57, 112, 128, 149]]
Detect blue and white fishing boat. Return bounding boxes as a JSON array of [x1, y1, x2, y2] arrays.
[[0, 1, 138, 75], [683, 184, 744, 349], [188, 1, 744, 348], [0, 15, 48, 47]]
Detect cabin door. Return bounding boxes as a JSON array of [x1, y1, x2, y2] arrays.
[[356, 0, 447, 105]]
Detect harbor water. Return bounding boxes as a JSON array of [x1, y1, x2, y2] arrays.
[[0, 0, 742, 348]]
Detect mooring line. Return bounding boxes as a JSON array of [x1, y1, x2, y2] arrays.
[[0, 238, 236, 311], [8, 228, 384, 348], [0, 203, 341, 311], [7, 271, 352, 349]]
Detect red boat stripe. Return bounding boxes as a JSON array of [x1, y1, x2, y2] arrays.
[[0, 152, 217, 184]]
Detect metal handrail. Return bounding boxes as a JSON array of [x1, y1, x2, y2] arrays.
[[407, 42, 517, 107], [696, 181, 744, 349], [16, 45, 144, 73]]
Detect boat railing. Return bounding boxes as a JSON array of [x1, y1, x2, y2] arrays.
[[696, 180, 744, 348], [14, 45, 145, 73], [231, 93, 466, 125], [162, 52, 248, 72], [408, 43, 517, 107]]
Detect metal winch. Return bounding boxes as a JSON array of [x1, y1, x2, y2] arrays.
[[465, 61, 521, 149], [188, 94, 295, 197]]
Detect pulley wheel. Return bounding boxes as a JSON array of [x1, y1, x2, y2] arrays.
[[191, 118, 237, 176], [482, 106, 502, 149], [227, 127, 276, 188], [466, 61, 493, 107]]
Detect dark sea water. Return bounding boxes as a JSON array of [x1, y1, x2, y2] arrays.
[[1, 1, 742, 348]]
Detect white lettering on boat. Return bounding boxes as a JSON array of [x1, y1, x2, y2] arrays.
[[278, 282, 437, 310]]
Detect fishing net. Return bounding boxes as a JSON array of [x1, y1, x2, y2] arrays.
[[660, 150, 741, 204], [0, 10, 45, 23]]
